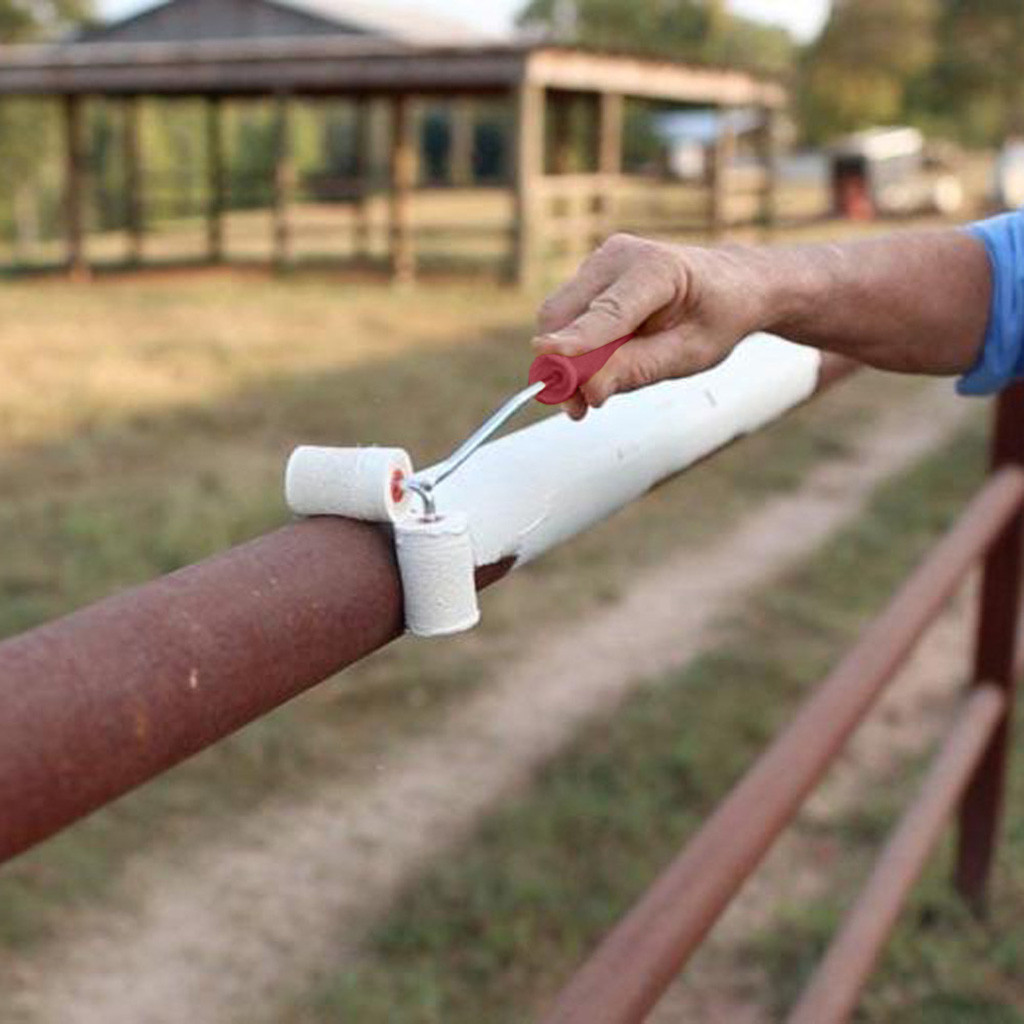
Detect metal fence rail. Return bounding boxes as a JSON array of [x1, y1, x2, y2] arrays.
[[541, 380, 1024, 1024], [788, 682, 1006, 1024]]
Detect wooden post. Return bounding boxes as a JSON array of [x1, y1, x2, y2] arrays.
[[272, 93, 294, 270], [756, 107, 780, 234], [205, 96, 225, 263], [551, 91, 573, 174], [353, 95, 373, 261], [62, 94, 87, 280], [449, 96, 475, 187], [388, 94, 415, 285], [122, 96, 144, 265], [512, 82, 545, 288], [597, 91, 624, 244], [598, 91, 624, 176], [954, 382, 1024, 914], [707, 110, 735, 237]]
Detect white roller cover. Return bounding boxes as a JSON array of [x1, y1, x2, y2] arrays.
[[432, 334, 821, 567], [395, 512, 480, 637], [285, 445, 413, 523]]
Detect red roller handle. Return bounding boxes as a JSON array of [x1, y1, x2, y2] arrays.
[[528, 333, 636, 405]]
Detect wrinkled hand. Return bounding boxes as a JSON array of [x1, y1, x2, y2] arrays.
[[532, 233, 770, 420]]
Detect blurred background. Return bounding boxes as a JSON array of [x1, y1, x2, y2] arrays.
[[0, 2, 1022, 1023]]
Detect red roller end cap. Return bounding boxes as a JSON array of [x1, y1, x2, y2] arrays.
[[528, 333, 635, 405]]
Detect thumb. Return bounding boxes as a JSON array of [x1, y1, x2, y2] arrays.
[[533, 263, 676, 357]]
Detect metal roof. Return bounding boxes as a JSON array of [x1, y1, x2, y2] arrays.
[[78, 0, 495, 46], [0, 38, 786, 107]]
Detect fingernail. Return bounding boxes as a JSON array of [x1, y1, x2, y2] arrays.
[[547, 327, 578, 343], [540, 328, 584, 354]]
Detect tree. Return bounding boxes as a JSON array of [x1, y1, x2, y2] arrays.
[[0, 0, 94, 43], [0, 1, 96, 252], [927, 0, 1024, 143], [799, 0, 939, 143], [516, 0, 794, 77]]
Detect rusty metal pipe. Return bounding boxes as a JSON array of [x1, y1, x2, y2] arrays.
[[541, 466, 1024, 1024], [0, 517, 405, 864], [955, 381, 1024, 910], [787, 683, 1006, 1024]]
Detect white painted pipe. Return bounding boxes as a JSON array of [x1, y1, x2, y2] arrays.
[[431, 334, 821, 569]]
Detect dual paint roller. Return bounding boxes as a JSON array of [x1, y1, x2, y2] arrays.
[[285, 333, 635, 637]]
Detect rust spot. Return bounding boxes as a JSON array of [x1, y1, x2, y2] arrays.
[[475, 555, 516, 590], [391, 469, 406, 506]]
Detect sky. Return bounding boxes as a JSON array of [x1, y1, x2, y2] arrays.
[[98, 0, 831, 43]]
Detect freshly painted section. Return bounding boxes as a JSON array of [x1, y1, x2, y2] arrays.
[[395, 512, 481, 637], [285, 445, 413, 523], [434, 334, 822, 567], [283, 334, 820, 636]]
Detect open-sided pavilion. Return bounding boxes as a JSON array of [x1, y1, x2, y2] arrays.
[[0, 29, 786, 285]]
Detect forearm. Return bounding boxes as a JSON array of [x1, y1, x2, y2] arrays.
[[750, 230, 991, 377], [533, 220, 1017, 416]]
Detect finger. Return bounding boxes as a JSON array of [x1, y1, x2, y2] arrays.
[[535, 260, 678, 358], [579, 328, 726, 408], [564, 392, 588, 421], [535, 247, 620, 336]]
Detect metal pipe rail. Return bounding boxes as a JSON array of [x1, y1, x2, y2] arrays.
[[788, 682, 1006, 1024], [0, 341, 851, 865], [541, 380, 1024, 1024]]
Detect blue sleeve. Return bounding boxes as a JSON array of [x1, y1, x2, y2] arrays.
[[958, 211, 1024, 395]]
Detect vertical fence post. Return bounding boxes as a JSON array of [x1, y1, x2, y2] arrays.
[[756, 106, 779, 236], [206, 95, 225, 263], [272, 92, 294, 271], [353, 95, 374, 262], [62, 94, 88, 280], [388, 93, 415, 286], [123, 95, 144, 266], [449, 95, 475, 187], [512, 79, 544, 288], [707, 110, 735, 239], [596, 90, 624, 246], [955, 381, 1024, 912]]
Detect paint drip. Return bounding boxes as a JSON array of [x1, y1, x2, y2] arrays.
[[285, 446, 413, 523], [395, 511, 480, 637]]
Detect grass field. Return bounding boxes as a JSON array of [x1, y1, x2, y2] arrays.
[[290, 420, 1024, 1024]]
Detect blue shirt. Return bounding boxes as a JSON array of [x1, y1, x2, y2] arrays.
[[961, 212, 1024, 395]]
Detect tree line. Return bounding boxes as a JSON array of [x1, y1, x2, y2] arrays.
[[521, 0, 1024, 146]]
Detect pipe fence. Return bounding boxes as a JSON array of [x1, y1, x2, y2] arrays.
[[0, 363, 1020, 1024], [542, 379, 1024, 1024]]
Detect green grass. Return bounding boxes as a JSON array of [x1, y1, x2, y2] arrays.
[[0, 269, 931, 953], [287, 417, 1023, 1024]]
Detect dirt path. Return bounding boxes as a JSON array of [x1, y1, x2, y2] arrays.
[[4, 381, 973, 1024]]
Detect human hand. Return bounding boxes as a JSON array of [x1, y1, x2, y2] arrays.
[[532, 233, 771, 419]]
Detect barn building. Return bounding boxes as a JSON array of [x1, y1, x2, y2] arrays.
[[0, 0, 786, 284]]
